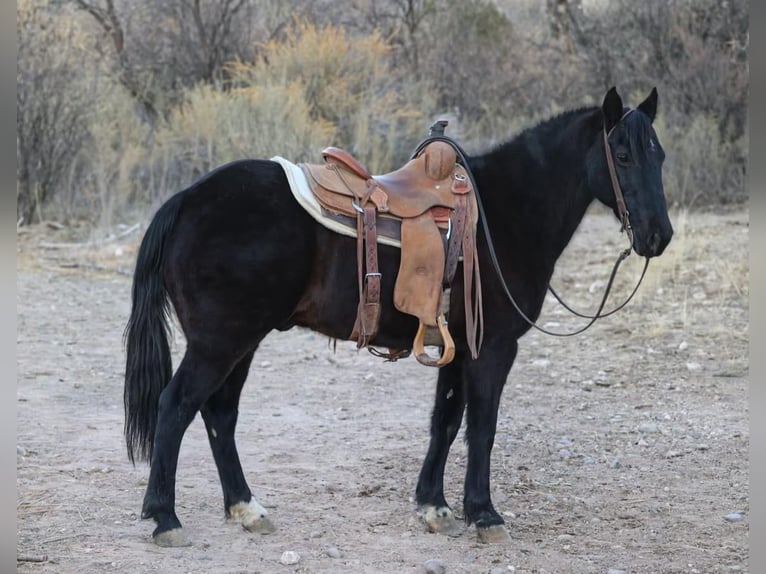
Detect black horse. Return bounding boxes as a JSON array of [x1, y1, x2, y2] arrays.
[[124, 87, 673, 546]]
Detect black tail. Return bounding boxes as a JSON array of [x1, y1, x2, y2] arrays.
[[123, 192, 184, 464]]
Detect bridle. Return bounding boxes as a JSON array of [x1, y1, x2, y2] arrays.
[[419, 109, 650, 338], [605, 110, 635, 247], [545, 109, 650, 328]]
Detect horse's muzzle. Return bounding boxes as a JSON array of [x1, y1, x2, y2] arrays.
[[637, 226, 673, 258]]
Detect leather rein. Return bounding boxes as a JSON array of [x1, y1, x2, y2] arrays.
[[415, 109, 649, 338]]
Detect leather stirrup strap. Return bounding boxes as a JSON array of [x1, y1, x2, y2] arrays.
[[444, 188, 469, 285], [413, 314, 455, 367], [351, 203, 381, 347], [451, 174, 482, 359]]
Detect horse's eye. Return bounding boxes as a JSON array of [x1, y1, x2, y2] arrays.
[[616, 152, 629, 163]]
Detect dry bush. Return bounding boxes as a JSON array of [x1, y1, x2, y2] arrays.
[[17, 0, 747, 229], [17, 0, 99, 223], [73, 88, 153, 231], [654, 114, 747, 208], [154, 82, 335, 180], [533, 0, 748, 206], [148, 18, 434, 191], [232, 18, 434, 171], [71, 0, 299, 125], [17, 0, 156, 229]]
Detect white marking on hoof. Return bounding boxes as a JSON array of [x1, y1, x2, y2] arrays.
[[418, 505, 464, 537], [476, 524, 511, 544], [153, 527, 191, 547], [228, 500, 276, 534]]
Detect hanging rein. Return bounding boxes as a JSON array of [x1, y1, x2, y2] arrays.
[[417, 109, 649, 338]]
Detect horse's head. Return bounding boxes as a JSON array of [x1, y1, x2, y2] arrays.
[[587, 87, 673, 257]]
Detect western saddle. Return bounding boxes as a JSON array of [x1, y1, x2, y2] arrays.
[[300, 124, 483, 367]]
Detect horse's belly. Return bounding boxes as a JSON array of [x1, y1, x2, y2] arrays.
[[286, 226, 418, 349]]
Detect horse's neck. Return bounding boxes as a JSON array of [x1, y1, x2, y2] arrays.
[[470, 133, 594, 269]]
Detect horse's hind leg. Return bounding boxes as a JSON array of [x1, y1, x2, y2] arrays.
[[199, 348, 275, 534], [141, 345, 240, 547], [415, 355, 466, 536]]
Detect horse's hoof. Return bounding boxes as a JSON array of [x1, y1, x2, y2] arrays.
[[242, 514, 276, 534], [419, 505, 464, 537], [476, 524, 511, 544], [228, 500, 276, 534], [153, 528, 192, 547]]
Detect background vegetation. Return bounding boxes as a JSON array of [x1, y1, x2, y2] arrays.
[[17, 0, 748, 229]]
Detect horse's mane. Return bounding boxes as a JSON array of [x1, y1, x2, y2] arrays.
[[488, 104, 655, 163], [486, 106, 599, 158]]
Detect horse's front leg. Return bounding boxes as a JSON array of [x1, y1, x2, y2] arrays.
[[415, 354, 467, 536], [463, 338, 518, 543]]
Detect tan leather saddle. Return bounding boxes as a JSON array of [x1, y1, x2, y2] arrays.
[[300, 140, 483, 366]]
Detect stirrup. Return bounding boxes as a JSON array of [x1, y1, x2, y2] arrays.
[[413, 314, 455, 367]]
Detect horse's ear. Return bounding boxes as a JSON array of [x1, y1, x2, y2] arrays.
[[637, 87, 658, 122], [602, 87, 623, 133]]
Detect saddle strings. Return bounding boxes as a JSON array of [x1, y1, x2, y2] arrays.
[[411, 132, 650, 338]]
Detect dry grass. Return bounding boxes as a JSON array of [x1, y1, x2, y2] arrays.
[[625, 209, 748, 343], [545, 206, 748, 351]]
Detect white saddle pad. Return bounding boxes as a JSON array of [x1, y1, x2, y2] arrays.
[[271, 156, 401, 248]]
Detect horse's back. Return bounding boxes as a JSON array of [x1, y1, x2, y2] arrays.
[[161, 159, 316, 340]]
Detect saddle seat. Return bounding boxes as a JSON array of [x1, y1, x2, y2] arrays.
[[305, 144, 460, 221], [300, 140, 482, 367]]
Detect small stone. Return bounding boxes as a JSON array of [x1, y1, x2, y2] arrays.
[[280, 550, 300, 565], [309, 530, 323, 538], [558, 437, 572, 446], [696, 444, 710, 451], [724, 513, 743, 522], [423, 558, 447, 574], [559, 449, 572, 460], [17, 446, 27, 456], [608, 570, 626, 574], [326, 546, 341, 559], [678, 341, 689, 351], [665, 450, 683, 459], [638, 422, 659, 434], [609, 457, 622, 469], [686, 361, 702, 371], [491, 569, 506, 574], [193, 552, 211, 560]]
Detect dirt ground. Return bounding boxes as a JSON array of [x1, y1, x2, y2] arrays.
[[17, 207, 748, 574]]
